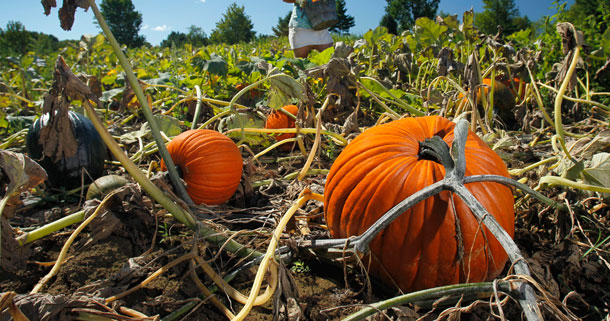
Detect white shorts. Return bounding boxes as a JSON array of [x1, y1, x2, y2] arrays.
[[289, 27, 333, 49]]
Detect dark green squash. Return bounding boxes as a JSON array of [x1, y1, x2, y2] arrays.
[[26, 110, 106, 189]]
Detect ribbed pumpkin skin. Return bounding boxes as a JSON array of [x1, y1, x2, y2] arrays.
[[160, 129, 243, 205], [324, 116, 514, 292], [264, 105, 299, 145]]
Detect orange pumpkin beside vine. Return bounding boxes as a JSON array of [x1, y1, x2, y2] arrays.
[[324, 116, 515, 292], [264, 104, 299, 151], [160, 129, 243, 205]]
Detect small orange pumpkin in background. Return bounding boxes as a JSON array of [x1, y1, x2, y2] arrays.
[[457, 78, 516, 112], [264, 104, 299, 150], [457, 78, 518, 128], [324, 116, 514, 293], [502, 77, 526, 102], [160, 129, 243, 205]]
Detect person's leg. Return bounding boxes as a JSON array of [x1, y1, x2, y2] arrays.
[[311, 42, 333, 53], [293, 45, 312, 58]]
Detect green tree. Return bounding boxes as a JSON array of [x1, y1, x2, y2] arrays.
[[272, 11, 292, 37], [0, 21, 66, 57], [160, 31, 187, 48], [475, 0, 531, 36], [383, 0, 440, 33], [210, 3, 255, 45], [330, 0, 355, 34], [564, 0, 609, 46], [185, 25, 209, 46], [160, 26, 208, 48], [0, 21, 31, 56], [379, 13, 398, 35], [98, 0, 145, 47]]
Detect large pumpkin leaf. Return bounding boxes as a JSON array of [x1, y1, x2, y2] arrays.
[[358, 77, 406, 100], [414, 17, 448, 47], [443, 14, 460, 30], [120, 115, 181, 144], [191, 54, 228, 76], [461, 9, 476, 41], [100, 88, 123, 103], [363, 26, 388, 48], [146, 72, 171, 85], [236, 58, 267, 75], [79, 34, 105, 52], [582, 152, 610, 198], [308, 47, 334, 66], [220, 112, 269, 145], [266, 66, 305, 110]]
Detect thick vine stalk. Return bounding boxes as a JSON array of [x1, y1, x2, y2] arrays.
[[553, 45, 581, 161], [88, 0, 193, 205]]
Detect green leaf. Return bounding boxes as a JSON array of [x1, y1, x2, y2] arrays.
[[191, 53, 228, 76], [582, 153, 610, 195], [147, 72, 171, 85], [100, 88, 123, 103], [0, 112, 8, 131], [600, 28, 610, 57], [236, 57, 267, 75], [101, 73, 117, 86], [308, 46, 334, 65], [364, 26, 387, 47], [120, 115, 182, 144], [204, 54, 228, 76], [414, 17, 448, 47], [267, 70, 304, 110], [443, 14, 460, 30], [153, 115, 183, 138], [358, 77, 396, 99], [220, 112, 269, 145], [461, 9, 476, 41], [554, 158, 584, 181], [507, 29, 532, 46]]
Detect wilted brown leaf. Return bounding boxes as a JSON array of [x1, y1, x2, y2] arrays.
[[41, 0, 90, 31]]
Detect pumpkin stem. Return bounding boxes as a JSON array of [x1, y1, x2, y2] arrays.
[[418, 136, 455, 174]]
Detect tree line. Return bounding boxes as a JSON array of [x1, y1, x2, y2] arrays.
[[1, 0, 605, 55]]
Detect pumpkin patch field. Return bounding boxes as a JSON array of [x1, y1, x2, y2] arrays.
[[1, 6, 609, 321]]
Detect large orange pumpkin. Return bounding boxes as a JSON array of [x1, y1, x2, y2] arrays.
[[324, 116, 514, 292], [160, 129, 243, 205], [264, 104, 299, 150]]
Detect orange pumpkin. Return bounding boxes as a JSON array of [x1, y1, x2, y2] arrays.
[[457, 78, 517, 128], [502, 77, 526, 102], [160, 129, 243, 205], [264, 104, 299, 150], [457, 78, 516, 111], [324, 116, 514, 292]]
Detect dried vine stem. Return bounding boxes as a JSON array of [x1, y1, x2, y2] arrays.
[[302, 119, 543, 321], [230, 189, 323, 321], [30, 191, 118, 294], [342, 280, 517, 321]]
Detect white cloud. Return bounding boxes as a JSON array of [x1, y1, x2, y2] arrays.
[[198, 0, 206, 3], [152, 25, 169, 32], [142, 24, 149, 30]]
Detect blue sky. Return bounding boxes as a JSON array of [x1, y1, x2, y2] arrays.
[[1, 1, 572, 46]]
